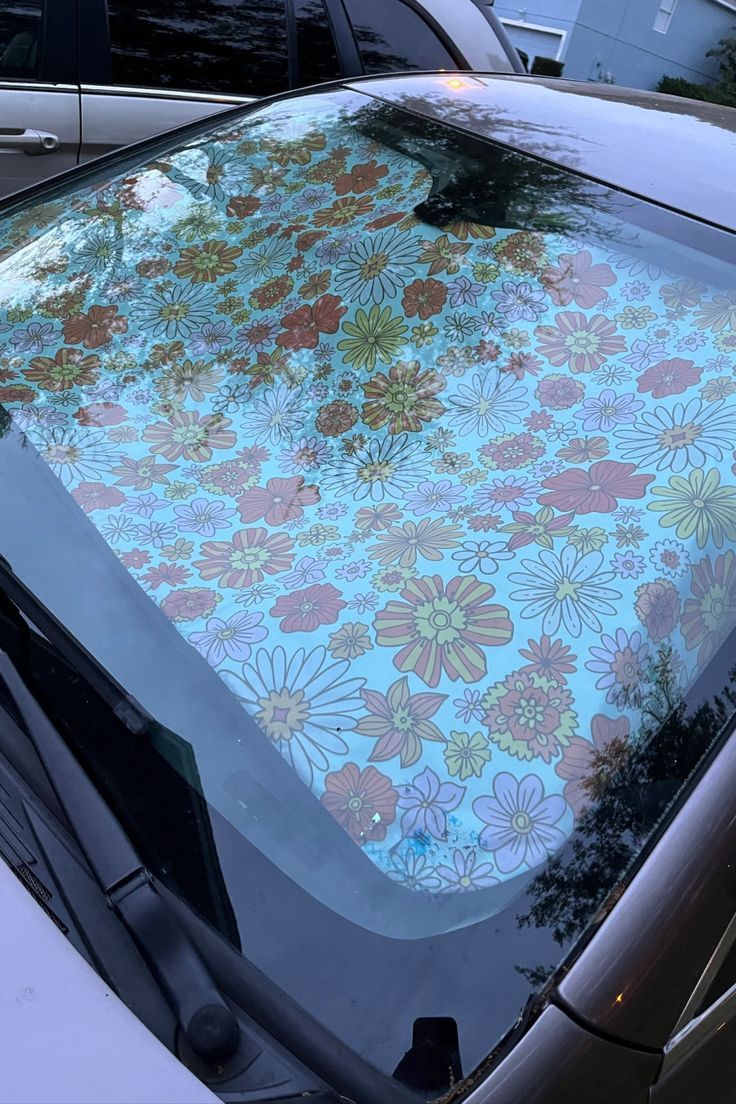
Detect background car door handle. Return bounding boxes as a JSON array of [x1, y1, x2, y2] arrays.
[[0, 129, 60, 155]]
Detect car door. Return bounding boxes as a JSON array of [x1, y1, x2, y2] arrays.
[[0, 0, 79, 199], [77, 0, 305, 166], [77, 0, 478, 170]]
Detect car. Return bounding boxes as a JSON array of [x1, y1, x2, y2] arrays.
[[0, 69, 735, 1104], [0, 0, 521, 199], [0, 859, 218, 1104]]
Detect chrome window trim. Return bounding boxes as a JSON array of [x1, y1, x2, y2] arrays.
[[80, 84, 256, 104], [670, 909, 736, 1037], [661, 980, 736, 1078], [0, 81, 77, 92]]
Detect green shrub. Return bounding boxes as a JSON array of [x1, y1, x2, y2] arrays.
[[656, 74, 736, 106], [707, 30, 736, 91]]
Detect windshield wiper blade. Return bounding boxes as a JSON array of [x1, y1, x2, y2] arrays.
[[0, 552, 150, 736], [0, 649, 240, 1065]]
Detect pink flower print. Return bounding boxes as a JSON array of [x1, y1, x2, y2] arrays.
[[71, 481, 126, 513], [320, 763, 398, 844], [634, 578, 680, 642], [555, 714, 630, 817], [270, 583, 346, 633], [373, 574, 513, 688], [238, 475, 319, 526], [541, 250, 616, 309], [143, 410, 236, 462], [139, 563, 192, 590], [535, 374, 585, 410], [636, 357, 702, 398], [356, 675, 446, 767], [538, 460, 654, 515], [193, 528, 294, 588], [160, 588, 220, 622], [535, 311, 626, 374]]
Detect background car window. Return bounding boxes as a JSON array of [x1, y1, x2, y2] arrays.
[[105, 0, 289, 96], [343, 0, 457, 73], [294, 0, 341, 86], [0, 0, 43, 78]]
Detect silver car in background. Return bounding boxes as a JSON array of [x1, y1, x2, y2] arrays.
[[0, 0, 521, 198]]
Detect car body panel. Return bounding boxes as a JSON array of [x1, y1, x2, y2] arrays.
[[0, 82, 79, 199], [347, 73, 736, 230], [0, 859, 218, 1104], [652, 1014, 736, 1104], [464, 1005, 660, 1104], [556, 726, 736, 1049], [0, 0, 78, 198], [78, 88, 253, 166]]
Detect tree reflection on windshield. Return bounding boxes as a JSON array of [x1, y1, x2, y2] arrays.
[[515, 641, 736, 981], [352, 101, 630, 242]]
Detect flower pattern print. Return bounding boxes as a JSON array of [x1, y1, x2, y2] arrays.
[[221, 645, 364, 785], [473, 772, 566, 874], [320, 762, 398, 844], [1, 89, 735, 893], [373, 575, 513, 688], [355, 675, 446, 768]]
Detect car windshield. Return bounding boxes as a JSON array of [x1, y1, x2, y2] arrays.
[[0, 82, 735, 1094]]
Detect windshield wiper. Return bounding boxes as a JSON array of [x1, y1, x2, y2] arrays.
[[0, 552, 150, 736], [0, 648, 241, 1065]]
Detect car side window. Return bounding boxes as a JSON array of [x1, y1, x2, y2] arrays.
[[105, 0, 289, 96], [342, 0, 457, 73], [294, 0, 341, 86], [0, 0, 43, 79]]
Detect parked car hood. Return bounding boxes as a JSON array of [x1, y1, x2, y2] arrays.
[[348, 73, 736, 231]]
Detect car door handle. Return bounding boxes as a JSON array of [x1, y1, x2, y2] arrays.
[[0, 128, 60, 155]]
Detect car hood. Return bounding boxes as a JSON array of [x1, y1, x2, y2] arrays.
[[348, 73, 736, 231]]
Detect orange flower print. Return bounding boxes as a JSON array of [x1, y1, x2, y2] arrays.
[[24, 348, 100, 391], [362, 360, 446, 434], [62, 304, 128, 348], [320, 762, 398, 844], [401, 277, 447, 320], [313, 195, 374, 228], [174, 240, 243, 283], [334, 159, 389, 196]]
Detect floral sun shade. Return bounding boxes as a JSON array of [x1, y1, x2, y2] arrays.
[[0, 92, 735, 897]]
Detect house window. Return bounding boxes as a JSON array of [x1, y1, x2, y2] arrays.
[[653, 0, 677, 33]]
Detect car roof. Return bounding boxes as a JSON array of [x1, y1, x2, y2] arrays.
[[347, 73, 736, 232]]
